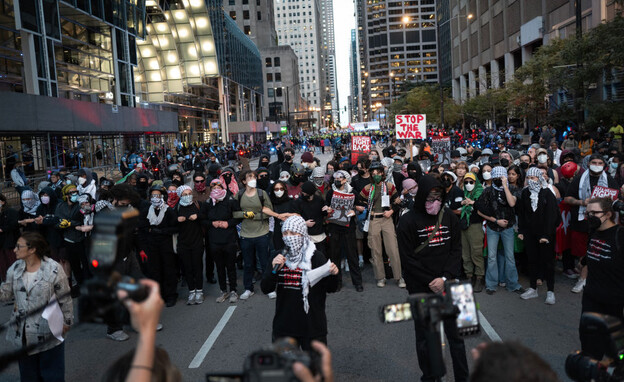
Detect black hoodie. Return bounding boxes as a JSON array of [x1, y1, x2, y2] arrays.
[[37, 187, 63, 248], [396, 175, 462, 294]]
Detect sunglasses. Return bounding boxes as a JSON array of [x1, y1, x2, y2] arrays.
[[274, 187, 285, 191], [194, 179, 205, 183], [464, 181, 475, 185]]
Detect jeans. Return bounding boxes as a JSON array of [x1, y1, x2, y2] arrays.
[[497, 248, 506, 284], [414, 317, 469, 382], [19, 342, 65, 382], [240, 234, 270, 291], [485, 227, 520, 291]]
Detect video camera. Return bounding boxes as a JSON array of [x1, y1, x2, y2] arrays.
[[566, 313, 624, 382], [78, 208, 148, 325], [206, 337, 322, 382], [380, 280, 480, 379]]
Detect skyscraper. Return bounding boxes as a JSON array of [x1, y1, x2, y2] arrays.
[[349, 29, 360, 122], [274, 0, 327, 129], [320, 0, 339, 126], [357, 0, 439, 120]]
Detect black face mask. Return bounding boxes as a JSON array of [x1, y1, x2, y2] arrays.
[[137, 182, 148, 190], [587, 216, 603, 232], [520, 162, 529, 170], [441, 177, 452, 189], [291, 175, 304, 185], [493, 179, 503, 188], [334, 179, 343, 188], [284, 154, 292, 162], [261, 161, 269, 167], [257, 177, 270, 190], [357, 169, 365, 176], [500, 158, 510, 168], [408, 171, 419, 180]]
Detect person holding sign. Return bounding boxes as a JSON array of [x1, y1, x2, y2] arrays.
[[325, 170, 362, 292]]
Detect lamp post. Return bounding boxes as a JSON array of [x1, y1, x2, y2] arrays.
[[390, 71, 395, 103], [436, 12, 473, 130]]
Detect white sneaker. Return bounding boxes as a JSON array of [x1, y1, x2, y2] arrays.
[[216, 291, 229, 303], [268, 291, 277, 299], [571, 278, 586, 294], [229, 291, 239, 303], [344, 260, 350, 273], [358, 255, 364, 268], [545, 291, 556, 305], [377, 279, 386, 288], [397, 278, 406, 288], [107, 330, 129, 341], [187, 290, 196, 305], [520, 288, 538, 300], [240, 290, 254, 300], [195, 290, 204, 304]]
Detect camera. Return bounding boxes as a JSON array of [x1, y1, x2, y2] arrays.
[[566, 313, 624, 382], [206, 337, 322, 382], [78, 208, 148, 325], [380, 280, 480, 379]]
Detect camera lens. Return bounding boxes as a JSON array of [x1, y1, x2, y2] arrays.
[[565, 352, 599, 382]]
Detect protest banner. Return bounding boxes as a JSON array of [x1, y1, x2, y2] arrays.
[[396, 114, 426, 140], [431, 137, 451, 164], [591, 186, 620, 201], [327, 191, 356, 226], [351, 135, 371, 164]]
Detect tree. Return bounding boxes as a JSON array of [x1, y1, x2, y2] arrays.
[[388, 83, 461, 127], [463, 88, 509, 126]]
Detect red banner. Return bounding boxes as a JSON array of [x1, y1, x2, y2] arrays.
[[591, 186, 619, 201]]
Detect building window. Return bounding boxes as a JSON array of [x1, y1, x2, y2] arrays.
[[267, 73, 273, 82], [257, 0, 261, 5], [257, 11, 262, 20], [244, 25, 251, 34], [230, 11, 236, 20], [276, 88, 283, 97], [274, 57, 280, 66], [275, 73, 281, 81], [242, 0, 248, 4], [268, 88, 274, 97], [229, 0, 235, 4], [266, 57, 272, 67], [243, 10, 250, 20]]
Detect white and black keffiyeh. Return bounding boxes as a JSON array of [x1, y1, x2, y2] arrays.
[[147, 204, 168, 226], [578, 170, 608, 220], [281, 215, 316, 313]]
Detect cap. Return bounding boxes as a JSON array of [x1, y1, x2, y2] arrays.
[[464, 172, 477, 182], [301, 181, 317, 195]]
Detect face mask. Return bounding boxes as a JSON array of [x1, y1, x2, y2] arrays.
[[408, 171, 419, 180], [313, 178, 324, 187], [611, 162, 619, 169], [528, 179, 541, 192], [500, 159, 510, 168], [246, 179, 257, 188], [334, 179, 343, 188], [441, 177, 452, 188], [425, 200, 442, 215], [284, 154, 292, 162], [81, 206, 92, 214], [70, 194, 79, 203], [179, 195, 193, 206], [261, 161, 270, 167], [520, 162, 529, 170], [195, 182, 206, 192], [326, 169, 334, 176], [137, 182, 148, 190], [167, 154, 172, 160], [258, 177, 270, 190], [40, 196, 50, 205], [66, 179, 72, 185], [393, 164, 402, 172], [482, 172, 492, 180], [590, 165, 604, 173], [291, 175, 303, 185], [493, 179, 503, 188], [302, 162, 309, 169], [465, 183, 475, 192], [537, 154, 548, 164], [210, 188, 227, 201], [78, 177, 86, 185], [151, 196, 163, 208], [372, 175, 383, 184], [587, 215, 603, 232], [370, 155, 378, 161], [408, 186, 418, 196], [274, 190, 284, 198], [283, 234, 305, 255], [357, 169, 365, 176]]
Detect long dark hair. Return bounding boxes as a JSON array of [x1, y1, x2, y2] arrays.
[[270, 181, 290, 204], [507, 165, 524, 187]]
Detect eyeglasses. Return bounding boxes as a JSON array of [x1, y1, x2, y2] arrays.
[[274, 187, 285, 191], [585, 210, 606, 217], [14, 244, 29, 249]]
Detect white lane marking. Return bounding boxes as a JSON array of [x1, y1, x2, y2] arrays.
[[189, 306, 236, 368], [478, 311, 502, 342]]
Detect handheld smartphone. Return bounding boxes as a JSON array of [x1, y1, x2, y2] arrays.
[[380, 302, 413, 323], [448, 281, 480, 336]]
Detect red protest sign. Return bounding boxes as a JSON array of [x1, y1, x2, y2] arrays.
[[351, 136, 371, 164], [591, 186, 620, 201]]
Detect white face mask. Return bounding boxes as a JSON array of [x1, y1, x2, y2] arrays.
[[78, 177, 86, 185], [247, 179, 257, 188], [482, 172, 492, 180], [274, 190, 284, 198], [590, 164, 604, 173], [465, 183, 475, 192], [537, 154, 548, 164], [302, 162, 309, 168]]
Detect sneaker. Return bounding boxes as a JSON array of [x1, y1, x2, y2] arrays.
[[485, 289, 496, 295], [216, 291, 229, 303], [521, 288, 538, 300], [498, 282, 506, 288], [358, 255, 364, 268], [545, 291, 556, 305], [195, 290, 204, 304], [376, 279, 386, 288], [512, 287, 526, 295], [473, 277, 484, 293], [572, 278, 586, 294], [187, 290, 196, 305], [268, 291, 277, 299], [344, 261, 350, 273], [563, 269, 580, 279], [107, 330, 129, 341], [229, 291, 239, 303], [355, 285, 364, 292], [240, 290, 254, 300], [397, 278, 406, 288]]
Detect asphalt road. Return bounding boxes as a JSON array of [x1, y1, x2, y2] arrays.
[[0, 150, 583, 381]]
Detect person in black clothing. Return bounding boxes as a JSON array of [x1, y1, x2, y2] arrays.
[[261, 216, 339, 351], [270, 147, 295, 181], [396, 175, 469, 382], [440, 171, 463, 216], [517, 167, 560, 304], [292, 181, 329, 255], [139, 185, 179, 307], [0, 194, 19, 282], [325, 171, 362, 292], [269, 181, 296, 252], [35, 187, 63, 262], [202, 179, 242, 303], [175, 185, 205, 305], [580, 197, 624, 359], [351, 158, 372, 194], [135, 173, 150, 200]]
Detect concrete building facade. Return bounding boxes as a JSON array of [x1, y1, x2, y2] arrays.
[[320, 0, 339, 126]]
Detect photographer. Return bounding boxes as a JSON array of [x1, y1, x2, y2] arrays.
[[396, 175, 469, 382], [580, 197, 624, 359]]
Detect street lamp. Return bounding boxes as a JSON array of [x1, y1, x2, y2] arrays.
[[390, 71, 396, 103], [436, 12, 473, 130]]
